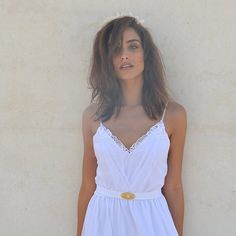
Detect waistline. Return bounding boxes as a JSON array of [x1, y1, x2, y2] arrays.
[[94, 185, 162, 200]]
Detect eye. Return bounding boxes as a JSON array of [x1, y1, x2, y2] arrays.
[[129, 44, 138, 49]]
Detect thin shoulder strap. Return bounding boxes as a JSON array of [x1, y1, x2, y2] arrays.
[[98, 117, 102, 125], [161, 101, 168, 121]]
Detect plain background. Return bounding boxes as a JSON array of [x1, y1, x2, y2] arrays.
[[1, 0, 235, 235]]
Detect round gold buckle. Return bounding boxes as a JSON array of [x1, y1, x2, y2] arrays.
[[120, 192, 135, 200]]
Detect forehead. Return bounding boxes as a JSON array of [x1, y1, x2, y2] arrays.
[[119, 27, 141, 44]]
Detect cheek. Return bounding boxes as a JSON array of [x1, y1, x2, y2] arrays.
[[136, 51, 144, 62], [136, 54, 144, 67], [112, 58, 119, 70]]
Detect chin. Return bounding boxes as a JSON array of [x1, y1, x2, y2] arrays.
[[118, 74, 143, 81]]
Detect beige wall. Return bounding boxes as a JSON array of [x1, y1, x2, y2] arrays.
[[1, 1, 235, 235]]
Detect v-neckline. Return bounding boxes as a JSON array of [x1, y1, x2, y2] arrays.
[[99, 119, 164, 154]]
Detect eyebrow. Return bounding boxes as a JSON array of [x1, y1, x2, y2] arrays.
[[125, 39, 141, 44]]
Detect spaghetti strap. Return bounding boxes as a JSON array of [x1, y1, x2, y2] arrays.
[[99, 119, 102, 126], [161, 101, 168, 121]]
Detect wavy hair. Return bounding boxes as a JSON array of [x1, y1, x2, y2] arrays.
[[88, 16, 173, 122]]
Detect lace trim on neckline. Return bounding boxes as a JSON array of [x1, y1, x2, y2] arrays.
[[100, 120, 164, 154]]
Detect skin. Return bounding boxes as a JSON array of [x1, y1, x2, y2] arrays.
[[77, 27, 187, 236]]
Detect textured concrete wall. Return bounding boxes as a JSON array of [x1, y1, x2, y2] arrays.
[[1, 1, 235, 235]]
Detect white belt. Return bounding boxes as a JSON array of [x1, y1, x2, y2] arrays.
[[94, 185, 162, 200]]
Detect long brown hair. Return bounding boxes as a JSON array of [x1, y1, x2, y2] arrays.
[[88, 16, 173, 122]]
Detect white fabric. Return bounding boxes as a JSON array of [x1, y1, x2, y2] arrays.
[[81, 104, 179, 236], [94, 185, 162, 200]]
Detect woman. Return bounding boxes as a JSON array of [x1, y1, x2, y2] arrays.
[[77, 16, 187, 236]]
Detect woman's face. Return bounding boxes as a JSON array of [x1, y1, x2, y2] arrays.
[[112, 27, 144, 81]]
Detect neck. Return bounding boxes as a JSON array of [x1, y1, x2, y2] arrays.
[[120, 77, 143, 107]]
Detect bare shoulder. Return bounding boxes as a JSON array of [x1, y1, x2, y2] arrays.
[[166, 101, 187, 135], [83, 103, 99, 119], [167, 101, 187, 119], [82, 103, 100, 135]]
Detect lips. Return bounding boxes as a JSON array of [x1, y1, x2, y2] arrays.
[[120, 63, 133, 69]]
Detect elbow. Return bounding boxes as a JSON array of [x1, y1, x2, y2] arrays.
[[79, 184, 96, 197], [162, 184, 183, 196]]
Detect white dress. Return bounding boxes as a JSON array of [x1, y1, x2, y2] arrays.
[[81, 103, 179, 236]]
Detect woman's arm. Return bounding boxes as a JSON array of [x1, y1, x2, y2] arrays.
[[76, 106, 98, 236], [162, 103, 187, 236]]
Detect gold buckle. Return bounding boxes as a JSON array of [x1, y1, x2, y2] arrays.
[[120, 192, 135, 200]]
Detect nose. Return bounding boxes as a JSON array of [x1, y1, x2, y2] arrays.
[[117, 46, 129, 61], [121, 55, 128, 60]]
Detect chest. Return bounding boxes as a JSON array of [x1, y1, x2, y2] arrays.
[[101, 115, 163, 151]]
